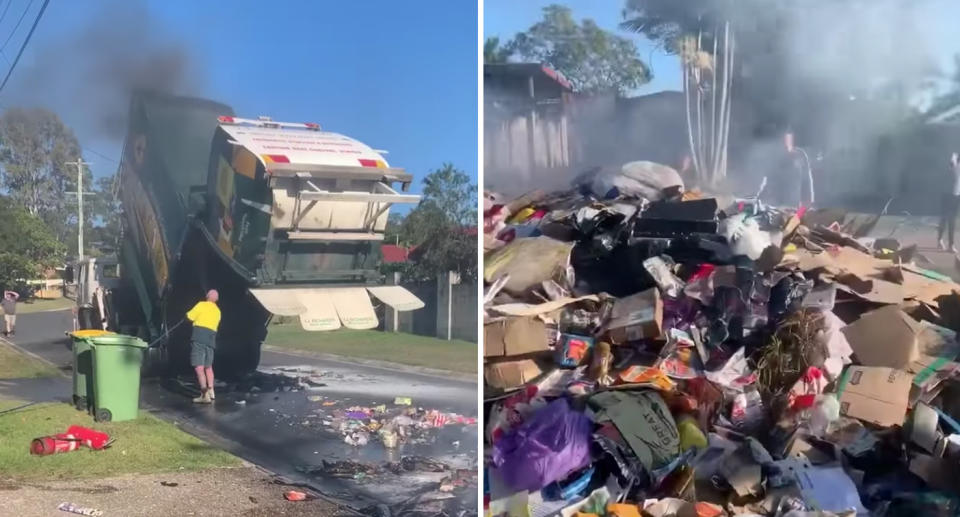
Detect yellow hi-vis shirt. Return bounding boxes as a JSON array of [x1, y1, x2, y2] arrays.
[[186, 301, 221, 332]]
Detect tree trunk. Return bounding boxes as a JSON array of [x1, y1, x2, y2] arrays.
[[718, 25, 735, 181], [683, 62, 702, 182]]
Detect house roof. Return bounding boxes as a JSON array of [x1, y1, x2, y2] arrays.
[[484, 63, 573, 93], [381, 244, 411, 263]]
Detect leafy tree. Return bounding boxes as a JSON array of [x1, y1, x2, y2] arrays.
[[385, 164, 477, 282], [484, 37, 511, 64], [86, 173, 122, 255], [0, 108, 83, 245], [506, 4, 650, 93], [383, 212, 405, 246], [0, 198, 64, 293], [420, 163, 476, 227]]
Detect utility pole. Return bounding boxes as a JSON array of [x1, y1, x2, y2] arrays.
[[65, 158, 95, 260]]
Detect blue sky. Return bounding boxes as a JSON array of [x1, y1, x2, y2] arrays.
[[484, 0, 960, 101], [3, 0, 477, 201]]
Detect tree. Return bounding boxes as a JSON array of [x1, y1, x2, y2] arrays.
[[484, 37, 511, 64], [623, 0, 737, 184], [0, 197, 64, 293], [0, 108, 83, 244], [420, 163, 476, 227], [506, 4, 650, 94], [86, 173, 122, 255], [388, 164, 478, 281]]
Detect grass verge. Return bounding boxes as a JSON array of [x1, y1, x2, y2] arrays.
[[264, 324, 477, 373], [14, 297, 75, 314], [0, 341, 59, 379], [0, 398, 240, 481]]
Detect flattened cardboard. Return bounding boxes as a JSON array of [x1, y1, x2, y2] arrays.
[[483, 317, 551, 358], [841, 306, 921, 369], [837, 366, 911, 427], [489, 295, 599, 317], [604, 288, 663, 344], [910, 321, 960, 392], [484, 359, 543, 390]]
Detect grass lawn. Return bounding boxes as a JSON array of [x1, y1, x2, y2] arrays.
[[14, 297, 74, 314], [0, 398, 240, 481], [264, 324, 477, 374], [0, 341, 59, 379]]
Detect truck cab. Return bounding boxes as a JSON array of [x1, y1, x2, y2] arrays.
[[74, 257, 122, 331]]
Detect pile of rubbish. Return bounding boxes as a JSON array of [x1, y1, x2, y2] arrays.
[[483, 162, 960, 516], [325, 403, 476, 448]]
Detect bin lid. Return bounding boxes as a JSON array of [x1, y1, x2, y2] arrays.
[[69, 330, 116, 338], [85, 334, 148, 348]]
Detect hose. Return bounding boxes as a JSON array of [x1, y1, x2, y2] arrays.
[[146, 318, 186, 348]]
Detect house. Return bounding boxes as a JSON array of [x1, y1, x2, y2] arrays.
[[484, 63, 575, 194]]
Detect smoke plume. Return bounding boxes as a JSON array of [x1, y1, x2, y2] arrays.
[[8, 0, 203, 141]]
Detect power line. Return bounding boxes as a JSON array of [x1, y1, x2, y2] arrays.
[[0, 0, 47, 93], [0, 0, 33, 53], [0, 0, 14, 29], [83, 147, 118, 164]]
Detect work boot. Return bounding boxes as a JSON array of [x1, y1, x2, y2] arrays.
[[192, 389, 212, 404]]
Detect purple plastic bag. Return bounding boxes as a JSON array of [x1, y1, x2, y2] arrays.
[[491, 398, 593, 492]]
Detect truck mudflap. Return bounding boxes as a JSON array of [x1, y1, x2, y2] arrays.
[[249, 286, 424, 331]]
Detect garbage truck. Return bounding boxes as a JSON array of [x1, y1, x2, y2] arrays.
[[83, 91, 424, 376]]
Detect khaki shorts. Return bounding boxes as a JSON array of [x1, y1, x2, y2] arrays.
[[3, 314, 14, 327], [190, 341, 215, 367]]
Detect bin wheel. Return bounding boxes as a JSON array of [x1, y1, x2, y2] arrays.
[[74, 396, 88, 412], [95, 408, 112, 422]]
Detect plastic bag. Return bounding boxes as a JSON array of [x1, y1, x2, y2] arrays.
[[491, 398, 593, 492]]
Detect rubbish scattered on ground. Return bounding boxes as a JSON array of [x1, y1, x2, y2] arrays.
[[484, 180, 960, 516], [159, 481, 178, 487], [57, 502, 103, 516], [395, 396, 413, 405]]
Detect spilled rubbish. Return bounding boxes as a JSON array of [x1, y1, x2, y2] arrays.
[[484, 169, 960, 516]]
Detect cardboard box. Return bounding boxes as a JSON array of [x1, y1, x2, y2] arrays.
[[484, 359, 543, 390], [841, 306, 921, 369], [837, 366, 911, 427], [604, 288, 663, 344], [483, 317, 551, 358]]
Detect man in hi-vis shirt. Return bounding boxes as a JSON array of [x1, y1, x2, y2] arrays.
[[186, 290, 221, 404]]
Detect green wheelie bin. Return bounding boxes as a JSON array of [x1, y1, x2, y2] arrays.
[[68, 330, 116, 413], [88, 334, 148, 422]]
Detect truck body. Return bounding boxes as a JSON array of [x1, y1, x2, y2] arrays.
[[87, 92, 423, 375]]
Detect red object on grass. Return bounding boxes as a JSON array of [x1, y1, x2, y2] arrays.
[[284, 490, 307, 501]]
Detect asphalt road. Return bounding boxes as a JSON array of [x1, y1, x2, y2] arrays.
[[5, 309, 478, 514]]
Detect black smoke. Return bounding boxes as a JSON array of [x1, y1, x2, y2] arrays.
[[7, 0, 203, 141]]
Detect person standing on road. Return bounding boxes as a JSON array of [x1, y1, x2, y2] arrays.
[[938, 152, 960, 252], [2, 291, 18, 337], [186, 289, 221, 404]]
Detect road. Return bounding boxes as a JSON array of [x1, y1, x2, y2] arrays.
[[5, 309, 478, 515]]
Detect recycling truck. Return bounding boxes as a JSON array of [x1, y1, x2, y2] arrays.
[[87, 91, 424, 375]]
